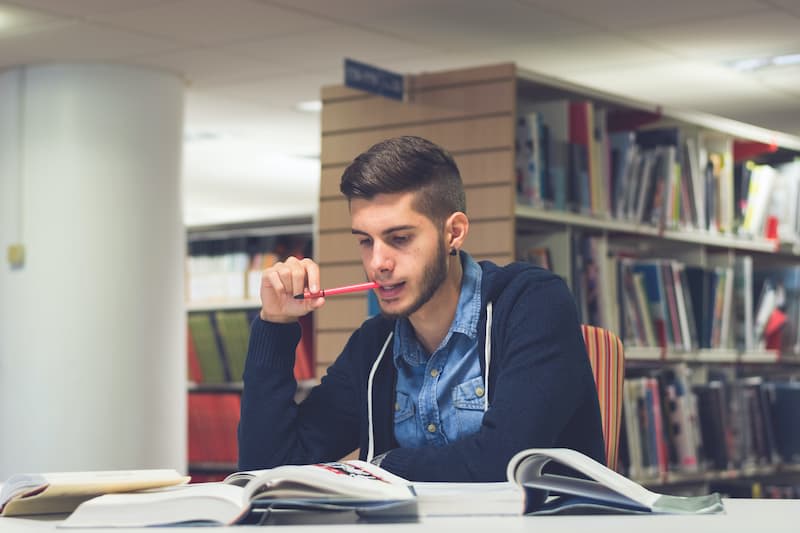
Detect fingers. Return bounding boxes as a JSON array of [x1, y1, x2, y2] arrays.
[[263, 256, 320, 298], [301, 258, 320, 294]]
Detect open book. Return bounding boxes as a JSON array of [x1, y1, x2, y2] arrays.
[[61, 461, 415, 528], [506, 448, 724, 515], [59, 449, 724, 527], [0, 469, 189, 517]]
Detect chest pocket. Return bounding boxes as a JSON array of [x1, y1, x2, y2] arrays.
[[451, 375, 486, 436], [452, 375, 486, 411], [394, 391, 415, 423]]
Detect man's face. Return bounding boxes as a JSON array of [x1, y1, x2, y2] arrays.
[[350, 191, 449, 319]]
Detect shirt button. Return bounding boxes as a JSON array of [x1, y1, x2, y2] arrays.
[[475, 386, 485, 397], [394, 402, 400, 411], [430, 369, 439, 378], [427, 423, 437, 433]]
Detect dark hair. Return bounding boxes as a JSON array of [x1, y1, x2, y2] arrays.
[[340, 136, 466, 225]]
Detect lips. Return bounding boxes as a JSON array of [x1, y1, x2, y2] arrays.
[[377, 281, 405, 299]]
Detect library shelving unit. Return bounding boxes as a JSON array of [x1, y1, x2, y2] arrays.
[[185, 217, 315, 480], [317, 62, 800, 496]]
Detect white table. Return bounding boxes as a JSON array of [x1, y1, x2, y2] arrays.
[[0, 499, 798, 532]]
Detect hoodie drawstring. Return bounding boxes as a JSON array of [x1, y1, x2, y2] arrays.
[[366, 332, 393, 462], [366, 302, 493, 461]]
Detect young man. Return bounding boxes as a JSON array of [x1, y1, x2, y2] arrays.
[[238, 136, 605, 482]]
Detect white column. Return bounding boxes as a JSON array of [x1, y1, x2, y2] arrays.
[[0, 64, 186, 478]]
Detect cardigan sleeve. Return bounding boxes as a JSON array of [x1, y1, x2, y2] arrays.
[[237, 318, 362, 470], [377, 274, 604, 481]]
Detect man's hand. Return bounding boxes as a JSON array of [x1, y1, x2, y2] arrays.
[[259, 256, 325, 323]]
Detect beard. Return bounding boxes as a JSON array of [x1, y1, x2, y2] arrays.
[[380, 236, 449, 320]]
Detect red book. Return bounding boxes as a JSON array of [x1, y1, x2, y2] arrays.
[[294, 314, 315, 380], [188, 393, 240, 465], [647, 378, 669, 475]]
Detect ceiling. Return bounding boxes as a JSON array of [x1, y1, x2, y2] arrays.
[[1, 0, 799, 227]]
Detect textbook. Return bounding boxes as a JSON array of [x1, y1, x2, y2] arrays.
[[0, 469, 189, 517], [60, 450, 724, 527], [61, 461, 416, 528], [506, 448, 724, 515]]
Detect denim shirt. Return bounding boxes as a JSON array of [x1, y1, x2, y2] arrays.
[[392, 252, 485, 448]]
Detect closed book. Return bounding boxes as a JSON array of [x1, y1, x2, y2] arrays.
[[768, 382, 800, 463], [0, 470, 188, 517]]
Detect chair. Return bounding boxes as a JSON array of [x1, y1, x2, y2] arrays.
[[581, 324, 625, 471]]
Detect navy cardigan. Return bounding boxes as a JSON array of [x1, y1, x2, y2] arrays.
[[238, 261, 605, 481]]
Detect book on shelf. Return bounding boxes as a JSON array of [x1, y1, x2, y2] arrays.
[[213, 310, 252, 382], [186, 326, 203, 383], [740, 163, 777, 238], [188, 309, 313, 384], [520, 246, 552, 270], [660, 365, 702, 473], [520, 99, 605, 213], [188, 392, 240, 467], [515, 112, 545, 206], [620, 363, 792, 480], [767, 381, 800, 463], [60, 449, 724, 527], [0, 469, 188, 517], [630, 261, 671, 350], [618, 256, 759, 354], [766, 160, 800, 245], [609, 130, 636, 219], [187, 312, 228, 383]]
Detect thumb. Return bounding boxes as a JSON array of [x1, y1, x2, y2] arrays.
[[308, 296, 326, 310]]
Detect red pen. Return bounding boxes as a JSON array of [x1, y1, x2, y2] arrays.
[[294, 281, 378, 299]]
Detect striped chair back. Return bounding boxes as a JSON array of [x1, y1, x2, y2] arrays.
[[581, 324, 625, 471]]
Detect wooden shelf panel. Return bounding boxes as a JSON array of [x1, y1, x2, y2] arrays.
[[321, 114, 513, 166], [322, 79, 514, 133], [320, 149, 514, 200], [625, 347, 786, 364]]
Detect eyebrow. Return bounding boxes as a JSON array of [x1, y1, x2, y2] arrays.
[[351, 225, 416, 237]]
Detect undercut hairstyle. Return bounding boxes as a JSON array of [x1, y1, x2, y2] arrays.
[[340, 136, 466, 225]]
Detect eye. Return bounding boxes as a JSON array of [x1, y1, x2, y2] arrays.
[[391, 235, 409, 246], [358, 237, 373, 248]]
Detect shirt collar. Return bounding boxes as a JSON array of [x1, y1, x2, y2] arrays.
[[393, 252, 483, 366]]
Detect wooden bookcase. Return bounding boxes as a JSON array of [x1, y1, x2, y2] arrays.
[[316, 62, 800, 494]]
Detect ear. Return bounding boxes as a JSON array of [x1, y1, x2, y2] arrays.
[[445, 211, 469, 253]]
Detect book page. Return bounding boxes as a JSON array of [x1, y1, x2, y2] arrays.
[[506, 448, 660, 508], [241, 461, 413, 503], [60, 483, 247, 528], [412, 482, 523, 516]]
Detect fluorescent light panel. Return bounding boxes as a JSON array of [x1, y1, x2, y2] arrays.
[[730, 52, 800, 72], [295, 100, 322, 113]]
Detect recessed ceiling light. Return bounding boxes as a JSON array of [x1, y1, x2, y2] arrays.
[[0, 4, 55, 33], [0, 9, 17, 31], [772, 53, 800, 67], [729, 52, 800, 72], [295, 100, 322, 113], [184, 131, 220, 142]]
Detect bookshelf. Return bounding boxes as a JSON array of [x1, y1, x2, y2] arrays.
[[185, 218, 315, 480], [317, 62, 800, 497]]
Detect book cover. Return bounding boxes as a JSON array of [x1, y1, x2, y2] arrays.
[[0, 470, 188, 517], [188, 312, 228, 383]]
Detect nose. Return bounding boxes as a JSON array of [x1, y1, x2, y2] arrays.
[[368, 240, 394, 275]]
